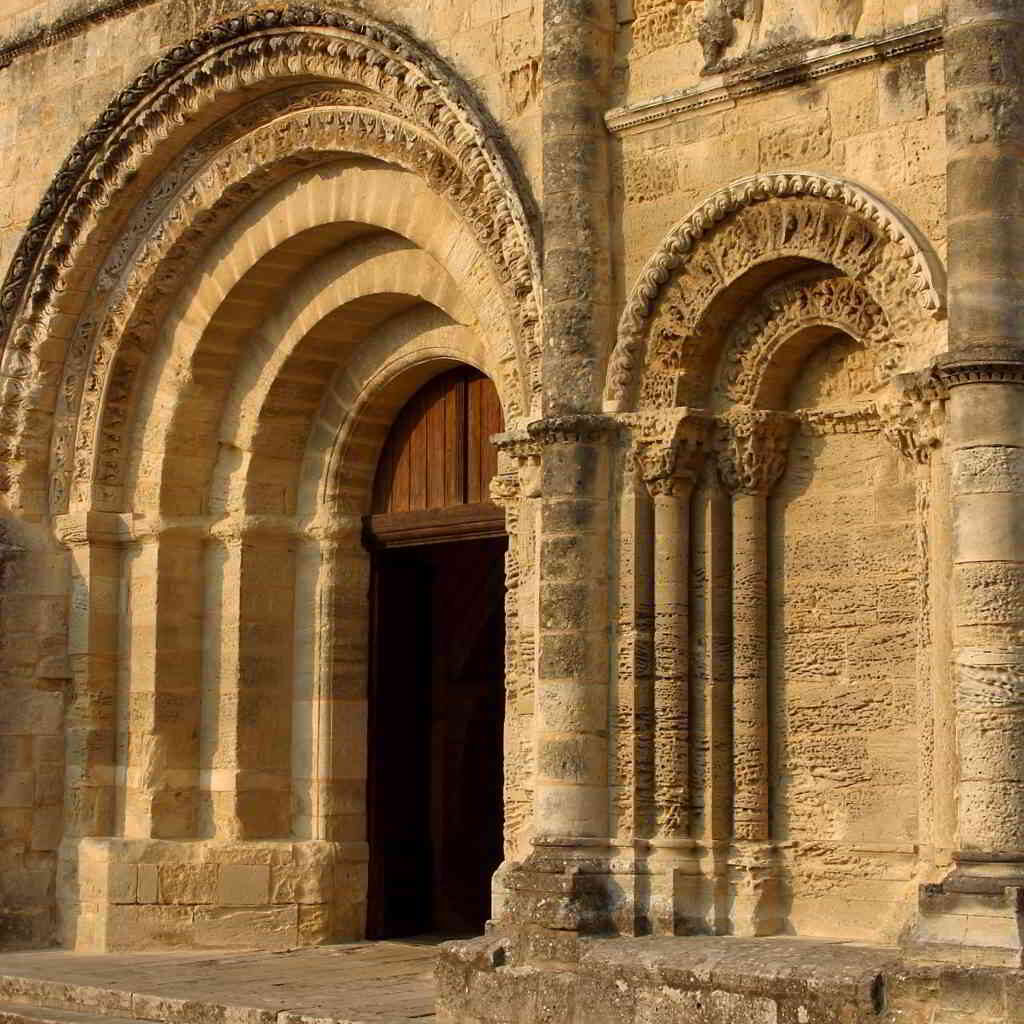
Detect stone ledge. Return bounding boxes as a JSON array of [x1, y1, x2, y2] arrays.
[[438, 934, 1024, 1024], [606, 21, 943, 135]]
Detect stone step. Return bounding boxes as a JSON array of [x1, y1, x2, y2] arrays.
[[0, 1005, 155, 1024]]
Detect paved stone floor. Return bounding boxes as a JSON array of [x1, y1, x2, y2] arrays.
[[0, 940, 441, 1024]]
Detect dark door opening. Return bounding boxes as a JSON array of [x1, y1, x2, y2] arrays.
[[364, 363, 507, 940], [366, 536, 506, 939]]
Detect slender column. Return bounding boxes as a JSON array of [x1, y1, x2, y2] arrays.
[[202, 517, 295, 839], [56, 512, 121, 839], [122, 522, 204, 838], [542, 0, 614, 413], [636, 418, 712, 841], [716, 409, 793, 936], [635, 413, 712, 934], [613, 449, 654, 844], [941, 1, 1024, 886]]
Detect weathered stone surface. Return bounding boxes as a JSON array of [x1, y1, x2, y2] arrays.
[[0, 0, 1019, 1020]]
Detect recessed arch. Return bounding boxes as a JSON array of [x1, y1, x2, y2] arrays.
[[0, 7, 540, 516], [604, 172, 947, 413]]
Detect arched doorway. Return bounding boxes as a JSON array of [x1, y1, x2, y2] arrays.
[[365, 366, 506, 939]]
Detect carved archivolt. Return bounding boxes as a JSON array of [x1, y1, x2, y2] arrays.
[[604, 172, 946, 413], [0, 7, 541, 511], [717, 273, 890, 407]]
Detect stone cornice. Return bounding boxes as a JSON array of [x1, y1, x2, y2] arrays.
[[0, 0, 159, 71], [606, 20, 942, 136], [933, 348, 1024, 388]]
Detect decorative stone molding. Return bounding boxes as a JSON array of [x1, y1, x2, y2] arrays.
[[526, 414, 619, 447], [607, 21, 942, 134], [877, 375, 945, 464], [715, 408, 796, 496], [624, 409, 715, 496], [604, 172, 946, 413], [0, 8, 538, 345], [494, 430, 543, 499], [58, 103, 532, 513], [0, 8, 541, 512], [796, 407, 880, 437], [718, 272, 892, 405], [933, 347, 1024, 389]]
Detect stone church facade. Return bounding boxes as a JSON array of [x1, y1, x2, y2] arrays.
[[0, 0, 1023, 1019]]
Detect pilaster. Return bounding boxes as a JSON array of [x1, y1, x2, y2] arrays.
[[498, 415, 616, 937], [202, 516, 296, 840], [55, 511, 122, 840]]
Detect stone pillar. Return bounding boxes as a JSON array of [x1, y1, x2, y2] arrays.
[[542, 0, 614, 412], [122, 522, 204, 839], [292, 515, 364, 844], [202, 517, 295, 839], [635, 413, 712, 934], [908, 0, 1024, 967], [716, 409, 793, 937], [531, 416, 612, 841], [56, 511, 121, 840], [500, 416, 614, 937]]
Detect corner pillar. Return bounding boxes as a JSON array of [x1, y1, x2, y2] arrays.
[[499, 415, 615, 938], [907, 0, 1024, 967]]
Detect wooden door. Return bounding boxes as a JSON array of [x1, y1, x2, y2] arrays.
[[368, 367, 505, 546], [365, 366, 507, 938]]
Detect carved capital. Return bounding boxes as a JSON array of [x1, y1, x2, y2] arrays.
[[877, 375, 945, 464], [489, 471, 521, 508], [627, 409, 714, 498], [715, 409, 795, 495], [526, 414, 617, 447], [494, 430, 543, 499]]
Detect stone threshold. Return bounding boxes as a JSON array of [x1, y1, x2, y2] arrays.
[[0, 942, 440, 1024]]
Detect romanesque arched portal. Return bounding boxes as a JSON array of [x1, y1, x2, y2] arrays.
[[0, 7, 539, 952]]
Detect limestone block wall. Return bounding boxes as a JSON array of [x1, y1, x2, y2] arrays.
[[611, 26, 948, 318]]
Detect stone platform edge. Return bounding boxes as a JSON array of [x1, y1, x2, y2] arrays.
[[437, 934, 1024, 1024], [0, 972, 306, 1024]]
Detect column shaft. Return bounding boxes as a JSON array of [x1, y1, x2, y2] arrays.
[[59, 513, 120, 838], [202, 526, 295, 839], [533, 423, 610, 839], [944, 0, 1024, 870], [731, 492, 769, 842], [651, 486, 692, 839]]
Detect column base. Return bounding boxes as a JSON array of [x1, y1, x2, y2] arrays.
[[906, 861, 1024, 968], [58, 837, 368, 952], [729, 841, 782, 937]]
